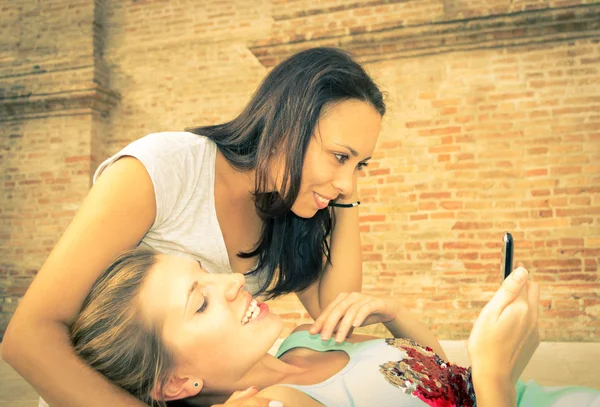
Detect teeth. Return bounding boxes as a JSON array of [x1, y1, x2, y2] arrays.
[[241, 300, 260, 325], [315, 193, 329, 204]]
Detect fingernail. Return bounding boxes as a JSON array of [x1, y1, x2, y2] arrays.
[[269, 401, 284, 407], [513, 267, 526, 282], [246, 386, 258, 392]]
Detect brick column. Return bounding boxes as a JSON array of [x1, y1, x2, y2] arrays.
[[0, 0, 119, 338]]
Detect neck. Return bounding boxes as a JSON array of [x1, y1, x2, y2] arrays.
[[215, 149, 256, 203], [192, 354, 305, 405]]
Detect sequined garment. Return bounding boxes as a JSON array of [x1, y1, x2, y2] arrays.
[[274, 331, 600, 407], [379, 338, 476, 407]]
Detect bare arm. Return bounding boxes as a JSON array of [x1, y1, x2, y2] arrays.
[[297, 195, 362, 320], [310, 291, 448, 361], [383, 303, 448, 361], [472, 376, 516, 407], [1, 157, 155, 407]]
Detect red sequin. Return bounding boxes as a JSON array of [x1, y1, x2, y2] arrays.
[[379, 338, 475, 407]]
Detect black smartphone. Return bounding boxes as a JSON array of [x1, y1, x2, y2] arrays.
[[501, 232, 514, 280]]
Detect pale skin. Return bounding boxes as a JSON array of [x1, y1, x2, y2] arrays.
[[136, 254, 539, 407], [2, 100, 382, 407]]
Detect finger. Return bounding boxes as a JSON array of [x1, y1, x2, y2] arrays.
[[351, 301, 376, 328], [212, 396, 276, 407], [320, 294, 360, 340], [334, 300, 368, 342], [310, 293, 349, 334], [320, 306, 350, 340], [486, 267, 529, 317], [528, 281, 540, 321], [225, 386, 259, 402], [310, 295, 346, 335]]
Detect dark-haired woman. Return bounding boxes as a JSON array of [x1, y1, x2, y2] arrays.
[[3, 48, 431, 407]]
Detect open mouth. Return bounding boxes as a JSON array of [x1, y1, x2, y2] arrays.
[[241, 299, 260, 325], [314, 192, 331, 209]]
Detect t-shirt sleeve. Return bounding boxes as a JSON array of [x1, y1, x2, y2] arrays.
[[93, 132, 207, 230]]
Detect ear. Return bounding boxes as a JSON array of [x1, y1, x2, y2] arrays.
[[149, 376, 204, 402]]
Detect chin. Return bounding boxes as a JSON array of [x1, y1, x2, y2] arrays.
[[250, 317, 284, 357], [290, 203, 319, 219]]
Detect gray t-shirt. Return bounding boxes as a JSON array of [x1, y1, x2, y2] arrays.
[[93, 131, 266, 294]]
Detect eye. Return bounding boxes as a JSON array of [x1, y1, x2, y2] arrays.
[[357, 162, 369, 171], [196, 296, 208, 314], [334, 153, 349, 164]]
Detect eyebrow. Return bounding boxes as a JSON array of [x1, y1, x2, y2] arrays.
[[184, 281, 198, 316], [335, 142, 358, 156], [334, 143, 371, 161]]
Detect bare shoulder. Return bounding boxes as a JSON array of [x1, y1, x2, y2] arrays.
[[258, 385, 323, 407], [290, 324, 381, 343]]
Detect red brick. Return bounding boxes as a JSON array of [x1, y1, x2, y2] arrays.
[[368, 168, 390, 176], [64, 155, 91, 163], [418, 126, 462, 137], [2, 2, 599, 345], [360, 214, 386, 223], [418, 202, 437, 211], [420, 192, 452, 200], [526, 168, 548, 177]]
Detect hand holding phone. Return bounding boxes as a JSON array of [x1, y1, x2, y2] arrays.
[[501, 232, 514, 280]]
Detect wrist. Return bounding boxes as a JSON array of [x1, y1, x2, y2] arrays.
[[464, 368, 515, 407], [382, 302, 403, 330], [472, 371, 515, 399]]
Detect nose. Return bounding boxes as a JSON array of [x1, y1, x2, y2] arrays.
[[331, 169, 354, 197], [224, 273, 246, 301]]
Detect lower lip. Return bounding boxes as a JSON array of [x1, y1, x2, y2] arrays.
[[313, 192, 329, 210]]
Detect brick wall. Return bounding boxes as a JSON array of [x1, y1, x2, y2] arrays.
[[1, 0, 598, 341]]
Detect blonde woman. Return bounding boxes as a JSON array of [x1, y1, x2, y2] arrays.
[[70, 248, 600, 407]]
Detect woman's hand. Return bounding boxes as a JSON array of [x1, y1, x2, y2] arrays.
[[211, 386, 282, 407], [467, 267, 540, 386], [309, 292, 398, 342]]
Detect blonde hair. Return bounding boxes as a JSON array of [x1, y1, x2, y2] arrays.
[[70, 248, 175, 406]]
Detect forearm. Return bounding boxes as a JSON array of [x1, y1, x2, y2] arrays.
[[383, 303, 448, 361], [472, 374, 516, 407], [318, 204, 362, 309], [2, 318, 146, 407], [298, 203, 363, 319]]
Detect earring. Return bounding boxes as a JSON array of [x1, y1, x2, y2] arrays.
[[193, 382, 199, 388], [271, 147, 277, 155]]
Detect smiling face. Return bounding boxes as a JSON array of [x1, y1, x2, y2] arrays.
[[286, 99, 382, 218], [138, 254, 283, 391]]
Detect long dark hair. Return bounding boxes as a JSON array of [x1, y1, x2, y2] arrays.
[[187, 47, 386, 298]]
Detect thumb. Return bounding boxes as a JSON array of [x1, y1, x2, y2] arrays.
[[486, 267, 529, 315]]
